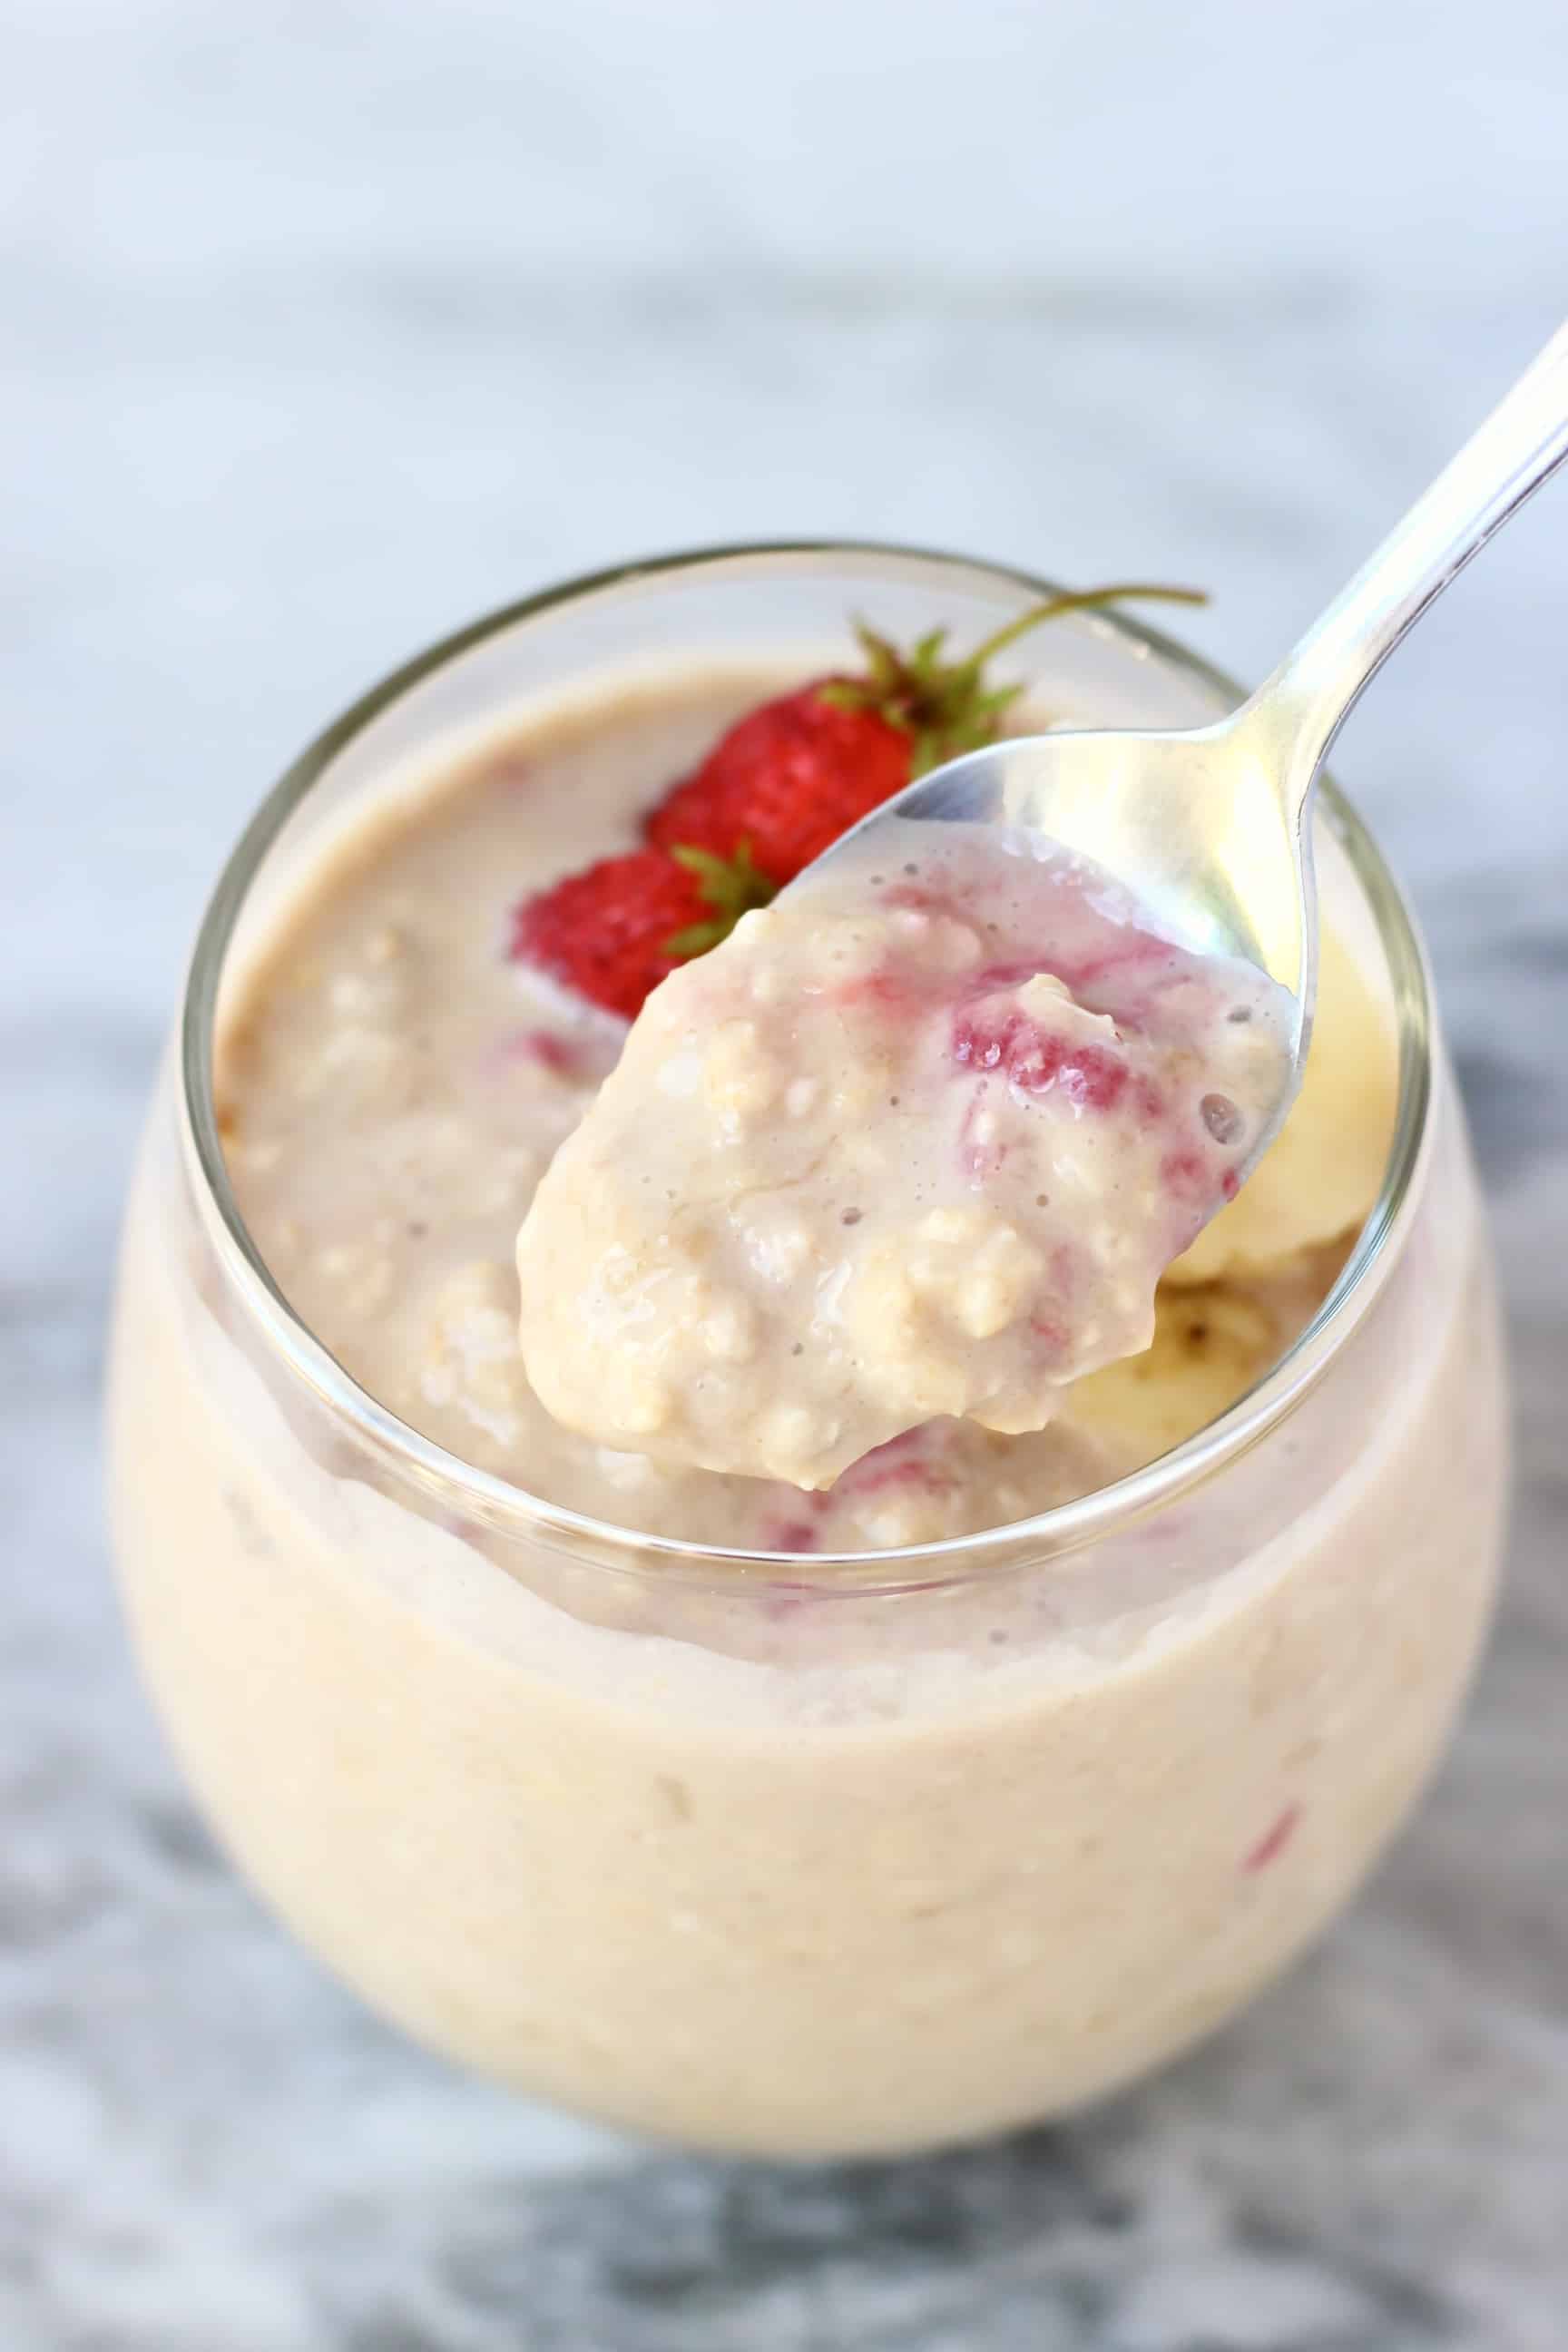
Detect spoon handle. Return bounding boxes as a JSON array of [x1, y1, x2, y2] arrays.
[[1246, 318, 1568, 814]]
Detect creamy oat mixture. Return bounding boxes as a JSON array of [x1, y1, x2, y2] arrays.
[[518, 825, 1292, 1486], [220, 666, 1387, 1546], [112, 635, 1509, 2161]]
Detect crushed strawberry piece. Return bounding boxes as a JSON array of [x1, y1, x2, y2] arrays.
[[509, 1028, 578, 1076], [831, 1428, 963, 1502], [764, 1518, 821, 1554], [1242, 1802, 1301, 1874], [953, 1009, 1130, 1112], [1160, 1146, 1210, 1202]]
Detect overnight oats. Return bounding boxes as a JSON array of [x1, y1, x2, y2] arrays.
[[108, 545, 1507, 2158]]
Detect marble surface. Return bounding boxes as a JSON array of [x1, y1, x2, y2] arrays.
[[5, 4, 1568, 2347]]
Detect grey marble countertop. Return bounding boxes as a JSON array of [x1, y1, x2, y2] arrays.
[[5, 5, 1567, 2347]]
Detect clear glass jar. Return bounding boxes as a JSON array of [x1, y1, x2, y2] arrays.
[[107, 544, 1508, 2160]]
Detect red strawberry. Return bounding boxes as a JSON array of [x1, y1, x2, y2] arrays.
[[645, 681, 910, 881], [509, 842, 773, 1021], [646, 583, 1206, 887], [509, 581, 1206, 1024]]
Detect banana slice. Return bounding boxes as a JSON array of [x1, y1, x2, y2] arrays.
[[1063, 1284, 1279, 1463], [1164, 923, 1396, 1285]]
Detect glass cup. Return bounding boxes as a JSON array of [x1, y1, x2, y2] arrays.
[[107, 544, 1508, 2159]]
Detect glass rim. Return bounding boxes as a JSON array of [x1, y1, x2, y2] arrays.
[[180, 537, 1435, 1592]]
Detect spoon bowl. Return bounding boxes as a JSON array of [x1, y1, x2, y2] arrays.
[[808, 318, 1568, 1159], [874, 701, 1318, 1044]]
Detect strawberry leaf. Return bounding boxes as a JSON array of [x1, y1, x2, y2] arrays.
[[832, 583, 1210, 781], [665, 919, 729, 957], [664, 838, 778, 961]]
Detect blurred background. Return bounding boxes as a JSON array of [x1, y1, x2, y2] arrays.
[[4, 4, 1565, 2348]]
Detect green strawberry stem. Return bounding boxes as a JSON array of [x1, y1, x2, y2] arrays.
[[824, 580, 1209, 779], [955, 581, 1208, 678]]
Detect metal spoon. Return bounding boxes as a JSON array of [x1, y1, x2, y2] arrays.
[[815, 320, 1568, 1149]]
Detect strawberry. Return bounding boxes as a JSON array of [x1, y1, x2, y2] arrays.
[[509, 842, 774, 1021], [646, 582, 1206, 887], [510, 581, 1205, 1022], [645, 683, 910, 881]]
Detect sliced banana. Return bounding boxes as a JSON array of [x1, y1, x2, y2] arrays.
[[1063, 1285, 1279, 1463], [1165, 923, 1396, 1286]]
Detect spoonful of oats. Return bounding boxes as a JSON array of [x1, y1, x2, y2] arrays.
[[517, 817, 1291, 1486], [517, 327, 1568, 1486]]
